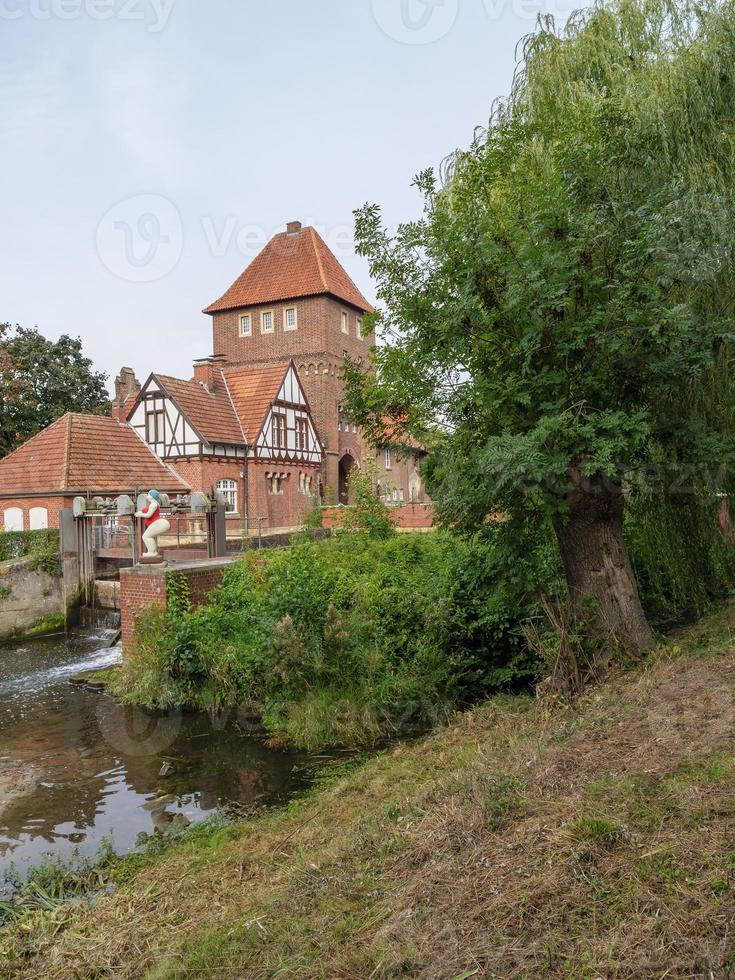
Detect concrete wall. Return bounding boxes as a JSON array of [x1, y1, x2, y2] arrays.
[[0, 557, 66, 641]]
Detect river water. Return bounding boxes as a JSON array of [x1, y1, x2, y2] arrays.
[[0, 628, 309, 888]]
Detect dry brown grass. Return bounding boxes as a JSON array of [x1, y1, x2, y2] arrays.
[[3, 605, 735, 978]]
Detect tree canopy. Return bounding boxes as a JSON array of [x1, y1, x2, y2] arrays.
[[0, 324, 109, 458], [346, 0, 735, 653]]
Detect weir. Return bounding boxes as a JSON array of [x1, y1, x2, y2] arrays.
[[60, 491, 229, 637]]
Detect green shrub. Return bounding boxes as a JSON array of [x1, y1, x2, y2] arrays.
[[0, 529, 59, 564], [118, 526, 557, 749], [339, 463, 395, 540], [626, 493, 735, 627]]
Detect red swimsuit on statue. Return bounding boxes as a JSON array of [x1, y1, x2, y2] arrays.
[[144, 503, 161, 528]]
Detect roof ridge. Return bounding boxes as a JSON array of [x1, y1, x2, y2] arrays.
[[309, 226, 328, 293], [61, 414, 72, 490], [220, 369, 248, 446]]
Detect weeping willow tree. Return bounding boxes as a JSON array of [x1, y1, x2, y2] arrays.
[[346, 0, 735, 655]]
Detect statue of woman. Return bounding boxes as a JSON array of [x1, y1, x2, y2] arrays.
[[136, 490, 171, 562]]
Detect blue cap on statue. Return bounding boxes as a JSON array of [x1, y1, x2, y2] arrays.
[[149, 489, 160, 501]]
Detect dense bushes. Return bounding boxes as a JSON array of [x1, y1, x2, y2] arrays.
[[119, 526, 558, 750], [118, 482, 735, 750], [626, 493, 735, 628], [0, 529, 58, 566]]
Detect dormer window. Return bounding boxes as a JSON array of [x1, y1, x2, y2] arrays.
[[341, 311, 349, 334], [285, 307, 297, 331], [261, 311, 274, 334], [240, 314, 251, 337]]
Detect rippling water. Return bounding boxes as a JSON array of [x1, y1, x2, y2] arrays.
[[0, 629, 306, 887]]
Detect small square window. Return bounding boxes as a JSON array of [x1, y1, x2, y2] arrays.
[[341, 311, 349, 334], [261, 311, 274, 334], [285, 307, 297, 331], [239, 314, 251, 337]]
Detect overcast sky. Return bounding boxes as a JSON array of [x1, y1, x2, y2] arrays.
[[0, 0, 579, 394]]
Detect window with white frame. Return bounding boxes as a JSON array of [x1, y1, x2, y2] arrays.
[[269, 474, 284, 495], [384, 448, 392, 469], [284, 307, 297, 331], [271, 412, 286, 449], [216, 478, 238, 513], [261, 311, 274, 334], [356, 318, 363, 339], [3, 507, 23, 532], [239, 314, 252, 337], [29, 507, 48, 530], [295, 417, 308, 450], [341, 311, 349, 334]]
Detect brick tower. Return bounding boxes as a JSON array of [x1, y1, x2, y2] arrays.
[[203, 221, 374, 501]]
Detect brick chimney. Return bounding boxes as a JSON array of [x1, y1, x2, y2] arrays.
[[193, 354, 227, 391], [111, 366, 141, 420], [286, 220, 302, 235]]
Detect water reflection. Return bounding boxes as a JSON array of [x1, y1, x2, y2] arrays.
[[0, 630, 306, 886]]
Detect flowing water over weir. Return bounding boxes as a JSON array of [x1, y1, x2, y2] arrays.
[[0, 628, 309, 890]]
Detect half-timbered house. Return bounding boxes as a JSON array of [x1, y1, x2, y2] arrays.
[[126, 358, 323, 532]]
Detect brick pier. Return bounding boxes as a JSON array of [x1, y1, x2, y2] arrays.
[[119, 558, 236, 655]]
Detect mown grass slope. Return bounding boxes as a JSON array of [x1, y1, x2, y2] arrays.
[[2, 603, 735, 978]]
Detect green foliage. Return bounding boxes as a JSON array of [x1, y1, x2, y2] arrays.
[[0, 837, 117, 926], [0, 529, 59, 566], [0, 323, 109, 458], [119, 527, 558, 749], [345, 0, 735, 648], [626, 493, 735, 626], [339, 462, 395, 540], [301, 495, 324, 530]]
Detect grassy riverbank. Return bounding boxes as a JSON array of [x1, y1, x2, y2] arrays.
[[3, 601, 735, 977]]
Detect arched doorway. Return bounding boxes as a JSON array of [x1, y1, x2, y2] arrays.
[[338, 453, 356, 504]]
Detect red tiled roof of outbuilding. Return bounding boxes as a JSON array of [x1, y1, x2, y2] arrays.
[[203, 224, 374, 314], [0, 414, 190, 496]]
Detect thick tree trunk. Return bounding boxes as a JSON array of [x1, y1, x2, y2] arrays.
[[553, 473, 654, 661]]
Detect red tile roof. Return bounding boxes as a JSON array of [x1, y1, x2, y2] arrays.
[[0, 414, 190, 496], [203, 225, 374, 314], [222, 363, 290, 443], [154, 375, 245, 445]]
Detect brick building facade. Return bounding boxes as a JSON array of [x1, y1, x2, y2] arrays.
[[203, 221, 428, 507]]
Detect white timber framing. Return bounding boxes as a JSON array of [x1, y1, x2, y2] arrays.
[[129, 375, 245, 461], [253, 363, 323, 465]]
